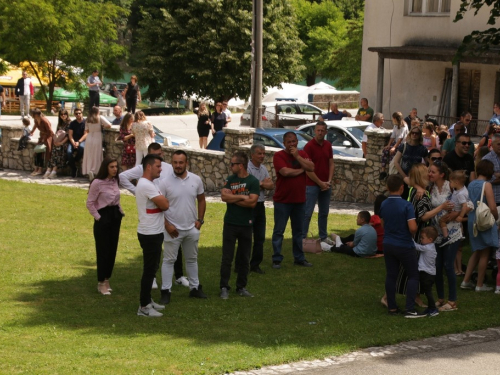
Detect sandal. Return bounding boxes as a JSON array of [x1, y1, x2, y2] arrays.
[[435, 299, 445, 308], [438, 302, 458, 312], [415, 297, 428, 308]]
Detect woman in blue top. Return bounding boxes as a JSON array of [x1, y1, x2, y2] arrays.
[[461, 160, 498, 292]]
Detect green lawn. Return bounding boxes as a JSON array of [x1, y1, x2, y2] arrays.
[[0, 180, 499, 374]]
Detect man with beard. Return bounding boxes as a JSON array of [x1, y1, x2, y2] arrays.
[[157, 150, 207, 304]]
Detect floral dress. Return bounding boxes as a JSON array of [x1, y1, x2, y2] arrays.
[[131, 121, 154, 151], [118, 127, 136, 167], [430, 180, 462, 245], [47, 123, 69, 169]]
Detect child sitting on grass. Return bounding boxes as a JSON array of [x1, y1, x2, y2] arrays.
[[379, 175, 424, 318], [438, 170, 473, 247], [413, 226, 439, 317], [328, 211, 377, 257]]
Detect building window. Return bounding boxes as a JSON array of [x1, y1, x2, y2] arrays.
[[409, 0, 450, 15]]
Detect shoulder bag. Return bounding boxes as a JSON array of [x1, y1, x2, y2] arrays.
[[474, 182, 495, 236], [388, 142, 407, 175]]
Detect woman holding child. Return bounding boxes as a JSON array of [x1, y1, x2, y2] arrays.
[[428, 161, 462, 311], [30, 108, 54, 175], [461, 160, 498, 292]]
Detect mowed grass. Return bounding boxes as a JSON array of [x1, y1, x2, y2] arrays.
[[0, 179, 499, 374]]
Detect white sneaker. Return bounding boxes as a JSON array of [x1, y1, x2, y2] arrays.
[[460, 281, 475, 290], [475, 285, 493, 292], [321, 237, 334, 246], [330, 233, 342, 247], [150, 299, 165, 311], [152, 278, 158, 289], [48, 171, 57, 179], [175, 276, 189, 287], [321, 242, 332, 252], [495, 288, 500, 295], [42, 171, 51, 179], [137, 304, 163, 317]]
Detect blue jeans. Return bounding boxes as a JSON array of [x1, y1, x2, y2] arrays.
[[303, 186, 331, 240], [67, 141, 85, 176], [272, 202, 306, 263], [384, 243, 419, 311], [435, 241, 459, 301]]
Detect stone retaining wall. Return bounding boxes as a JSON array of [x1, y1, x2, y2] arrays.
[[0, 124, 391, 203]]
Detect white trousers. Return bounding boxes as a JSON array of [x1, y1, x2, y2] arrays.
[[19, 95, 30, 116], [135, 149, 147, 166], [161, 226, 200, 290]]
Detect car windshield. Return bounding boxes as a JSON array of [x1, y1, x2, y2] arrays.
[[345, 126, 367, 142]]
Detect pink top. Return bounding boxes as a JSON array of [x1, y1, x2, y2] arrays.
[[86, 178, 124, 220]]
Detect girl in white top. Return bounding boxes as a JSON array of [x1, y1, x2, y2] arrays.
[[379, 112, 408, 180], [131, 110, 155, 166]]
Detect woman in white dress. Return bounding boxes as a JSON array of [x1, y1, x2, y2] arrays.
[[82, 106, 112, 180]]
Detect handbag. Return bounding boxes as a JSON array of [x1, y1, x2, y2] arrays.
[[473, 182, 495, 236], [302, 237, 322, 254], [54, 129, 67, 144], [34, 144, 46, 153], [125, 143, 136, 154], [388, 142, 406, 175]]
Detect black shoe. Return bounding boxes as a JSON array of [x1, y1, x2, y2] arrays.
[[189, 285, 207, 299], [404, 309, 427, 319], [272, 261, 281, 269], [388, 308, 402, 316], [379, 171, 387, 180], [294, 260, 313, 267], [250, 266, 265, 274], [159, 289, 171, 305]]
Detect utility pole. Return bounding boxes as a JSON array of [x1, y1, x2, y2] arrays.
[[250, 0, 263, 128]]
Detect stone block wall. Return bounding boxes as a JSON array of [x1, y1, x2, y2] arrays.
[[0, 124, 391, 204]]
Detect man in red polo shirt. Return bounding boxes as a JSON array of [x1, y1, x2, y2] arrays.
[[271, 132, 315, 269], [303, 121, 334, 248]]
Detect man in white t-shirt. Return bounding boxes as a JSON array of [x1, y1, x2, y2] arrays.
[[120, 143, 190, 289], [15, 71, 33, 119], [361, 112, 384, 157], [157, 150, 207, 304], [136, 154, 170, 318], [222, 100, 232, 123]]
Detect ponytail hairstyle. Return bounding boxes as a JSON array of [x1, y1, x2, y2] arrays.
[[392, 112, 404, 129]]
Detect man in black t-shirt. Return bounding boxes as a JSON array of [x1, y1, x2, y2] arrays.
[[67, 110, 87, 177], [443, 133, 476, 185]]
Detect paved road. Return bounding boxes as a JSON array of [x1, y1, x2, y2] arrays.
[[0, 112, 243, 150]]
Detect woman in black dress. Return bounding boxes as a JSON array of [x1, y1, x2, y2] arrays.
[[197, 102, 212, 149], [122, 75, 141, 114], [211, 101, 227, 133]]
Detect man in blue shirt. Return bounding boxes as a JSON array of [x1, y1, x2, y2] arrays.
[[329, 211, 377, 257], [319, 103, 352, 121]]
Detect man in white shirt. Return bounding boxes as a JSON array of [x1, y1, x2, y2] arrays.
[[361, 112, 384, 157], [120, 142, 190, 289], [86, 70, 101, 109], [15, 71, 33, 119], [222, 100, 232, 123], [157, 150, 207, 304], [136, 154, 170, 318]]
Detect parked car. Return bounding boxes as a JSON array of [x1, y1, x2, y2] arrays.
[[240, 99, 325, 128], [296, 120, 371, 158], [206, 128, 353, 157], [153, 126, 191, 147], [207, 128, 312, 151], [100, 82, 127, 96]]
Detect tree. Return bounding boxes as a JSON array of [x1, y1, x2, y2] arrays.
[[292, 0, 347, 86], [454, 0, 500, 61], [0, 0, 127, 111], [130, 0, 304, 101]]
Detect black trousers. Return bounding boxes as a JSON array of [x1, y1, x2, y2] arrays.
[[126, 97, 137, 114], [93, 205, 122, 282], [419, 271, 436, 309], [138, 232, 163, 307], [89, 91, 100, 109], [250, 202, 266, 269], [220, 223, 252, 290]]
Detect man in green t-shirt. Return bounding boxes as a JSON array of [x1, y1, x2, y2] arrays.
[[219, 151, 260, 299], [355, 97, 374, 123]]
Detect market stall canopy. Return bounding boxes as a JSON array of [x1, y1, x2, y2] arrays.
[[0, 66, 43, 87], [52, 87, 118, 105]]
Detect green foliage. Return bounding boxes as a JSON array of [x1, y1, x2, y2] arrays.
[[131, 0, 304, 101], [0, 0, 128, 109], [454, 0, 500, 62], [292, 0, 363, 88]]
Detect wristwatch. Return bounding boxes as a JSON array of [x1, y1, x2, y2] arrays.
[[197, 218, 204, 225]]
